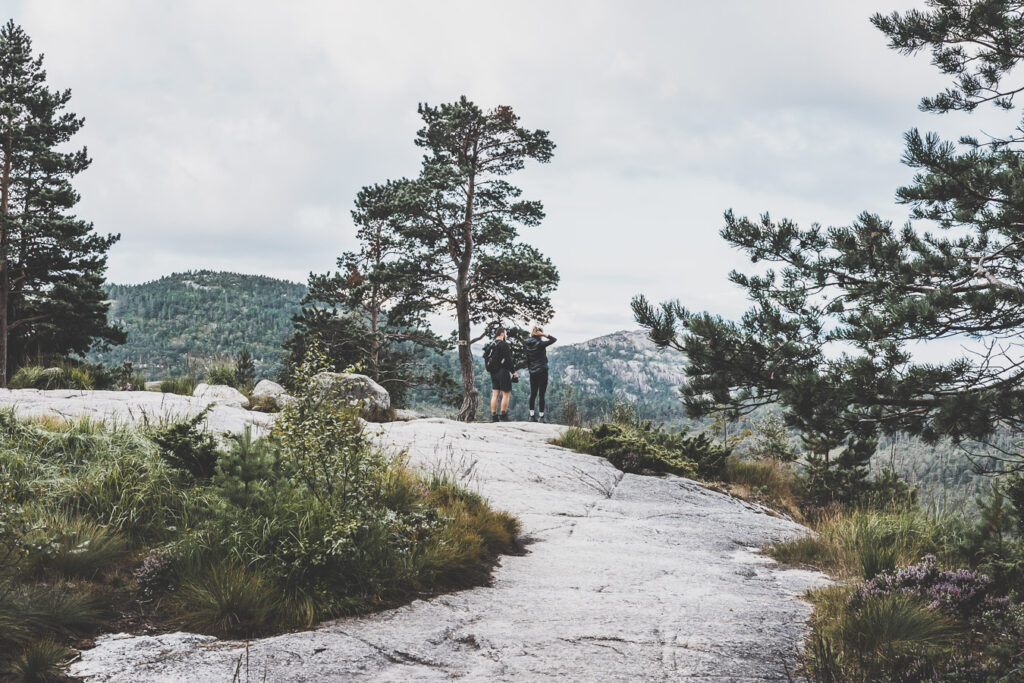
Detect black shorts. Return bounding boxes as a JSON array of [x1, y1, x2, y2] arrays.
[[490, 370, 512, 392]]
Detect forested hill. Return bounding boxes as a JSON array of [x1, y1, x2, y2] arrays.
[[87, 271, 306, 378]]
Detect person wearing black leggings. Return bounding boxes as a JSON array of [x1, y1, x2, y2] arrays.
[[523, 326, 556, 423]]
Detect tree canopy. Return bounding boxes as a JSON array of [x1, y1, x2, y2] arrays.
[[355, 97, 559, 420], [0, 21, 123, 383], [634, 0, 1024, 500]]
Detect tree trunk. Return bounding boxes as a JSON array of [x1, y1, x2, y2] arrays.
[[0, 133, 10, 388], [456, 287, 478, 421]]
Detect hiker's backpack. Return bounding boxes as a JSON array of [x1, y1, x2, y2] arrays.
[[483, 342, 499, 372]]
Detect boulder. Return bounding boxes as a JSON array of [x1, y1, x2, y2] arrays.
[[193, 383, 250, 409], [310, 372, 391, 421], [249, 379, 296, 412], [392, 408, 422, 422], [144, 381, 163, 392]]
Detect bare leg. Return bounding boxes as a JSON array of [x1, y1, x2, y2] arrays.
[[491, 390, 500, 414], [500, 391, 511, 413]]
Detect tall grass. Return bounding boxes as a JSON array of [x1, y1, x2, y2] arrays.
[[768, 508, 957, 580]]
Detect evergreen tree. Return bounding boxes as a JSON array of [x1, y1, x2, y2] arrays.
[[283, 186, 455, 407], [234, 347, 255, 390], [0, 21, 123, 384], [363, 97, 559, 421], [634, 0, 1024, 497]]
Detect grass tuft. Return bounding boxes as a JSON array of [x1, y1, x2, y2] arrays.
[[8, 639, 70, 683], [176, 564, 279, 637]]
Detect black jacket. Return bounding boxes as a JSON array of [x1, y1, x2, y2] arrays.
[[523, 335, 556, 374], [490, 338, 514, 373]]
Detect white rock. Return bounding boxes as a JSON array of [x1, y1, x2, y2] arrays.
[[0, 389, 272, 436], [193, 383, 250, 409], [310, 372, 390, 421], [392, 408, 422, 421], [251, 379, 287, 400], [249, 379, 293, 411], [143, 381, 162, 392], [69, 418, 827, 682]]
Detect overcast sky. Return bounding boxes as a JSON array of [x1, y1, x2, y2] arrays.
[[8, 0, 1017, 343]]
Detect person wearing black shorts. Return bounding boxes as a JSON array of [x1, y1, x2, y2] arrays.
[[488, 327, 518, 422], [524, 325, 556, 423]]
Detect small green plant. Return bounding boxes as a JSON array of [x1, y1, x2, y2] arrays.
[[149, 407, 221, 479], [214, 427, 278, 507], [8, 639, 70, 682], [206, 365, 237, 387], [24, 514, 128, 579], [235, 348, 256, 393], [176, 564, 279, 637], [159, 375, 198, 395], [550, 426, 594, 452]]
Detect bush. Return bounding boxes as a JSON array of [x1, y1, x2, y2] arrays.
[[159, 375, 197, 395], [768, 508, 958, 580], [175, 564, 279, 637], [9, 360, 115, 391], [149, 408, 221, 480], [8, 639, 70, 683], [23, 514, 128, 579], [802, 557, 1023, 681], [0, 358, 521, 660], [205, 365, 237, 388]]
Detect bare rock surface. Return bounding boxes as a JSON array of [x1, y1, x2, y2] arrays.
[[192, 382, 250, 409], [0, 388, 273, 435], [70, 418, 826, 682]]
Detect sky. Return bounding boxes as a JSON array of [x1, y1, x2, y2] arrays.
[[7, 0, 1019, 344]]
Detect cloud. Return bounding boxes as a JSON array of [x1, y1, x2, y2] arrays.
[[10, 0, 1002, 342]]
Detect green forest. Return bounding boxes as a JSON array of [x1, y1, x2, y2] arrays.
[[87, 271, 306, 379]]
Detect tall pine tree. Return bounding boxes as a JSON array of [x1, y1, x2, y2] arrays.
[[0, 21, 123, 385], [364, 98, 559, 421], [634, 0, 1024, 498]]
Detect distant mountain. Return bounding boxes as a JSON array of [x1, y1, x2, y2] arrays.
[[87, 271, 306, 378]]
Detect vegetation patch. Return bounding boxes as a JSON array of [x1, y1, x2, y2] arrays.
[[0, 350, 519, 677]]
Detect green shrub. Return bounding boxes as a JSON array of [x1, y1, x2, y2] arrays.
[[23, 514, 128, 579], [213, 427, 279, 507], [549, 426, 594, 452], [769, 508, 956, 580], [159, 375, 197, 395], [8, 639, 70, 682], [9, 361, 115, 391], [175, 564, 279, 637], [205, 365, 237, 388], [149, 408, 221, 480]]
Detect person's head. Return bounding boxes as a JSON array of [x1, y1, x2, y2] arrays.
[[531, 325, 544, 337], [495, 326, 506, 340]]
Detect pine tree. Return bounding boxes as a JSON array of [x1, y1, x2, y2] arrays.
[[284, 185, 455, 407], [234, 347, 255, 390], [363, 98, 559, 421], [0, 21, 123, 385], [634, 0, 1024, 495]]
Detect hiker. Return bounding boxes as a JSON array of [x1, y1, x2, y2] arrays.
[[485, 327, 518, 422], [524, 325, 556, 423]]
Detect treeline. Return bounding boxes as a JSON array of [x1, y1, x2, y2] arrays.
[[88, 271, 306, 379]]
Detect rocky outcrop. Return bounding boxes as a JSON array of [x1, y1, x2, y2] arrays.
[[70, 419, 826, 682], [310, 372, 391, 421], [0, 389, 273, 435], [192, 383, 250, 409], [249, 379, 295, 412]]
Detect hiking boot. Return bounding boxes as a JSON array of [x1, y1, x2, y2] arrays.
[[500, 412, 510, 422], [529, 415, 537, 422], [491, 413, 500, 423], [538, 416, 546, 424]]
